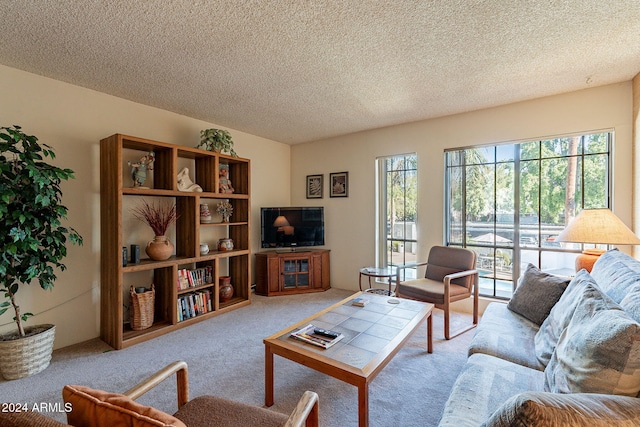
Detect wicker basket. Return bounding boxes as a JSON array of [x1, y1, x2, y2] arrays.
[[0, 324, 55, 380], [130, 285, 155, 330]]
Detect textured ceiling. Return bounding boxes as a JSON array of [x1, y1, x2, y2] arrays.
[[1, 1, 639, 144]]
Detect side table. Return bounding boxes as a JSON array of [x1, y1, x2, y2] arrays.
[[359, 266, 397, 296]]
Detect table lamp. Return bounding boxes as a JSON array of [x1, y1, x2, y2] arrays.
[[556, 208, 640, 272], [273, 215, 290, 229]]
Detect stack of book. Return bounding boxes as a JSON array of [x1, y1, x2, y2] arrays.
[[290, 324, 344, 349], [177, 290, 213, 321]]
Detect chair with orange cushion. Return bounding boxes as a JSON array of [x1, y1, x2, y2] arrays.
[[62, 360, 318, 427]]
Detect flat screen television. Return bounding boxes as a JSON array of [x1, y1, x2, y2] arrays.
[[260, 207, 324, 248]]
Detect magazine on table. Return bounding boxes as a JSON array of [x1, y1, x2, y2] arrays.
[[290, 324, 344, 349]]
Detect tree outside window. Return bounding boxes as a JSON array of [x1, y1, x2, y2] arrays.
[[446, 132, 610, 298]]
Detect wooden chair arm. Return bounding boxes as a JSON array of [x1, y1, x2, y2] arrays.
[[284, 390, 319, 427], [123, 360, 190, 410], [443, 269, 478, 283]]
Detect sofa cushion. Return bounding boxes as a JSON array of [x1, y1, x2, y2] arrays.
[[482, 391, 640, 427], [63, 385, 186, 427], [591, 249, 640, 304], [544, 282, 640, 396], [468, 302, 543, 370], [620, 286, 640, 323], [438, 353, 545, 427], [507, 264, 570, 325], [534, 269, 595, 367]]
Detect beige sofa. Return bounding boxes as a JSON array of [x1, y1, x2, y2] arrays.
[[438, 249, 640, 426]]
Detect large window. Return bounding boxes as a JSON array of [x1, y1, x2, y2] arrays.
[[445, 132, 611, 299], [376, 154, 418, 279]]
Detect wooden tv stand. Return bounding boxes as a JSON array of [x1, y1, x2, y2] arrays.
[[255, 249, 330, 296]]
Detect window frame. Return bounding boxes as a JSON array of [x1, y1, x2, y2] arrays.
[[444, 131, 612, 299], [376, 153, 418, 279]]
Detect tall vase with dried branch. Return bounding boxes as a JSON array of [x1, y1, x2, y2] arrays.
[[131, 200, 179, 261]]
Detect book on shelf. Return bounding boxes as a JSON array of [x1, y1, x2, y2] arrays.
[[177, 266, 213, 290], [352, 296, 369, 307], [289, 324, 344, 349], [177, 289, 212, 322]]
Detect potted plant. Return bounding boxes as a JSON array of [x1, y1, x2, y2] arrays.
[[197, 128, 238, 157], [131, 200, 179, 261], [0, 125, 83, 380]]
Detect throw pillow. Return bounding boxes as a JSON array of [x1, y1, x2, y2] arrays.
[[482, 391, 640, 427], [543, 283, 640, 396], [507, 264, 570, 325], [534, 269, 594, 366], [590, 249, 640, 303], [63, 385, 186, 427]]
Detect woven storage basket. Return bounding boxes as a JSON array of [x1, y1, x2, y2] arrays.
[[0, 324, 55, 380], [130, 285, 155, 330]]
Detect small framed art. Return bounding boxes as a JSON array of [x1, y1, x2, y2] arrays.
[[306, 174, 323, 199], [330, 172, 348, 198]]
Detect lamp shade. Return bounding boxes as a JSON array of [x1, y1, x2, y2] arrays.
[[557, 208, 640, 245], [273, 215, 290, 227]]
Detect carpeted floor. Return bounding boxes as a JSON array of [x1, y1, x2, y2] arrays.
[[0, 288, 475, 426]]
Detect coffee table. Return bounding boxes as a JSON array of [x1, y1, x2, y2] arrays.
[[264, 292, 433, 427]]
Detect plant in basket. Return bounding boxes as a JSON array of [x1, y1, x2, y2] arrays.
[[0, 125, 83, 380], [131, 200, 179, 261]]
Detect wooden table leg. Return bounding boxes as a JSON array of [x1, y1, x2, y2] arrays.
[[427, 311, 433, 354], [357, 382, 369, 427], [265, 345, 274, 406]]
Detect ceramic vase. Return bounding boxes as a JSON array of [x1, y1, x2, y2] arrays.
[[200, 204, 212, 223], [217, 238, 234, 251], [146, 235, 174, 261], [219, 276, 234, 302]]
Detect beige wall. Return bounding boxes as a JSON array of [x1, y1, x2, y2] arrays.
[[291, 82, 634, 314], [0, 65, 291, 348]]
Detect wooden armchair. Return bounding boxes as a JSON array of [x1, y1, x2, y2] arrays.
[[397, 246, 478, 340], [63, 360, 319, 427]]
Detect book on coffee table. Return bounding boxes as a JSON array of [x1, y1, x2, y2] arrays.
[[352, 296, 369, 307], [290, 324, 344, 349]]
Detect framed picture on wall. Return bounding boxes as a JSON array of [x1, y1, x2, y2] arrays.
[[330, 172, 348, 198], [306, 174, 323, 199]]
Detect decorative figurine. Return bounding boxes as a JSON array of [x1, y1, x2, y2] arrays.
[[219, 164, 234, 193], [127, 152, 155, 188], [177, 167, 203, 192], [216, 200, 233, 223]]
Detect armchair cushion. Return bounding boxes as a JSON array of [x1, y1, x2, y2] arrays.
[[173, 395, 288, 427], [63, 385, 186, 427], [507, 264, 570, 325], [397, 278, 470, 305], [0, 411, 69, 427]]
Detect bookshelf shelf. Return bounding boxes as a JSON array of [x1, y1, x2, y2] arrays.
[[100, 133, 251, 349]]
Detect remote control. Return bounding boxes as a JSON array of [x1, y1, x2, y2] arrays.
[[313, 328, 339, 339]]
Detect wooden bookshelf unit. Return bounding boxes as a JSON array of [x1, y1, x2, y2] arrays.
[[255, 249, 330, 296], [100, 134, 251, 349]]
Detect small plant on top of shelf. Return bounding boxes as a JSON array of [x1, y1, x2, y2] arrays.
[[197, 128, 237, 157]]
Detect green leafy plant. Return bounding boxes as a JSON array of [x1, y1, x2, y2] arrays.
[[0, 126, 83, 338], [197, 128, 237, 157]]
